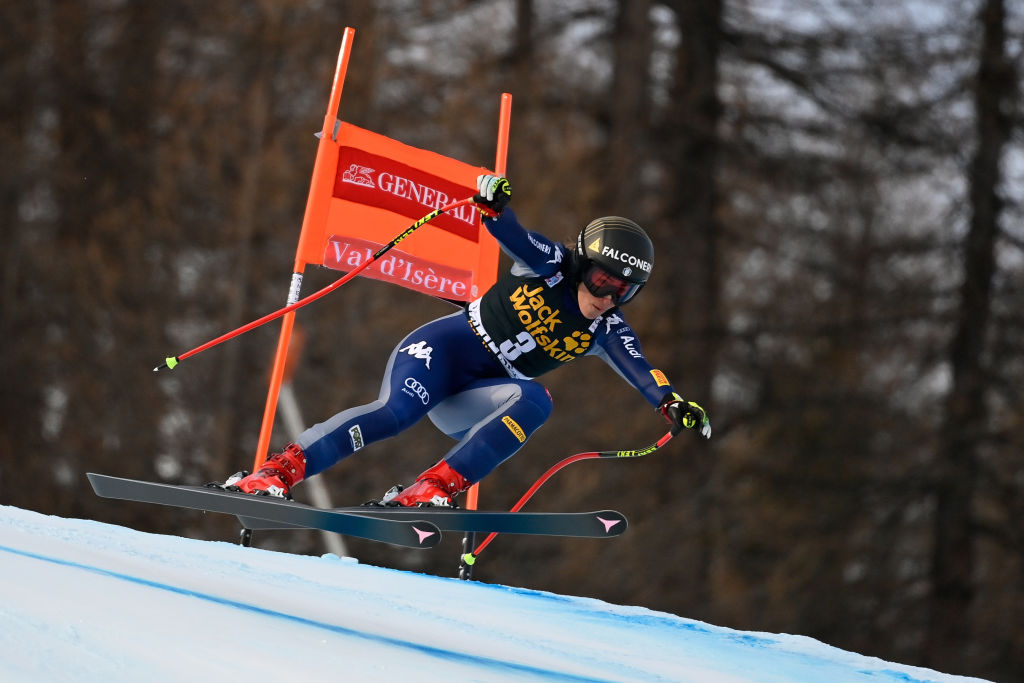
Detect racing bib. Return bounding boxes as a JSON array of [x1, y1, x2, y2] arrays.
[[467, 271, 603, 378]]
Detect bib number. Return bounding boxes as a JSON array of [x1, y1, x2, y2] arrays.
[[497, 331, 537, 362]]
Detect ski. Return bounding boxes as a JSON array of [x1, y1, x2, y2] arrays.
[[237, 506, 628, 539], [86, 473, 441, 549]]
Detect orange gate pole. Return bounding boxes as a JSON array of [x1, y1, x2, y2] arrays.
[[252, 28, 356, 472], [464, 92, 513, 512]]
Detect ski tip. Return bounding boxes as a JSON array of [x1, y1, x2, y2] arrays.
[[85, 471, 107, 487], [85, 472, 118, 498], [595, 511, 628, 536]]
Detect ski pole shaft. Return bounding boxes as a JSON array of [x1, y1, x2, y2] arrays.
[[154, 197, 476, 371], [462, 430, 675, 563]]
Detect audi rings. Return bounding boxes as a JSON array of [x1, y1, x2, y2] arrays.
[[402, 377, 430, 404]]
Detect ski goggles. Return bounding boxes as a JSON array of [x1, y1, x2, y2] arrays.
[[580, 263, 642, 304]]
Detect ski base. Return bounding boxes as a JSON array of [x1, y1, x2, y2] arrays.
[[86, 473, 441, 549]]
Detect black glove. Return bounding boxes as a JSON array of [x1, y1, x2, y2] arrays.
[[659, 392, 711, 439], [474, 174, 512, 215]]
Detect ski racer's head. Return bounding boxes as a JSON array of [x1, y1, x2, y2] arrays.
[[574, 216, 654, 309]]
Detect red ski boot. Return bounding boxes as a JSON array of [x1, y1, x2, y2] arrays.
[[380, 459, 470, 507], [224, 444, 306, 498]]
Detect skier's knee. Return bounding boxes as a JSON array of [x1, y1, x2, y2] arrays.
[[520, 382, 553, 420]]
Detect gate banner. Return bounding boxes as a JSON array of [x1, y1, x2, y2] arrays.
[[297, 121, 499, 302]]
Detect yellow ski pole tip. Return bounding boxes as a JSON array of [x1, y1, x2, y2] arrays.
[[154, 356, 179, 372], [461, 553, 477, 566]]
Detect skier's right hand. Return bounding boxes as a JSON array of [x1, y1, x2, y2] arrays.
[[474, 174, 512, 216]]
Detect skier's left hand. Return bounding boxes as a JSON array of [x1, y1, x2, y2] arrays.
[[474, 174, 512, 215], [659, 393, 711, 439]]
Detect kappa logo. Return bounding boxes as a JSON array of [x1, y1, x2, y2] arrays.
[[348, 425, 365, 452], [341, 164, 375, 188], [603, 313, 625, 334], [547, 244, 564, 265], [399, 341, 433, 369]]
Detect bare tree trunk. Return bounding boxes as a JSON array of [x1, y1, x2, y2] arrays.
[[926, 0, 1014, 672], [209, 76, 269, 475], [654, 0, 725, 621], [661, 0, 723, 406], [0, 2, 45, 495], [599, 0, 651, 212], [514, 0, 534, 63], [208, 7, 278, 475]]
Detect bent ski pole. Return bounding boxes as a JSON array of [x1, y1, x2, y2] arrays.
[[460, 429, 676, 567], [154, 197, 477, 371]]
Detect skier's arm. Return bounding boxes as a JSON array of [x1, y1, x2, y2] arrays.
[[482, 209, 563, 277], [589, 317, 675, 407], [590, 317, 711, 438], [475, 175, 562, 277]]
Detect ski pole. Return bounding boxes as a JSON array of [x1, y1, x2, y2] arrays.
[[154, 197, 478, 371], [460, 429, 677, 567]]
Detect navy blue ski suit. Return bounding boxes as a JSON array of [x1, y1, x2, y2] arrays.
[[297, 209, 678, 483]]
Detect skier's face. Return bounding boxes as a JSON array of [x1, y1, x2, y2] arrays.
[[577, 283, 615, 319]]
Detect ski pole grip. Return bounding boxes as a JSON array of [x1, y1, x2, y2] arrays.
[[472, 196, 499, 218]]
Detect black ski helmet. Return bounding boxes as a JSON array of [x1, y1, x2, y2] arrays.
[[575, 217, 654, 302]]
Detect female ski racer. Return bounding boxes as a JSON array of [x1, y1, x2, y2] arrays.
[[223, 175, 711, 506]]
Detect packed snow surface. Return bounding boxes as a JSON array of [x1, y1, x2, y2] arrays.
[[0, 505, 991, 682]]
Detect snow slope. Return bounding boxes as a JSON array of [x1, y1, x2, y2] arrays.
[[0, 505, 990, 682]]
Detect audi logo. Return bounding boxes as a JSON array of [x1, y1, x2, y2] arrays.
[[403, 377, 430, 404]]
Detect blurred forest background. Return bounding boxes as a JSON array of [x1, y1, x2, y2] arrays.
[[1, 0, 1021, 679]]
